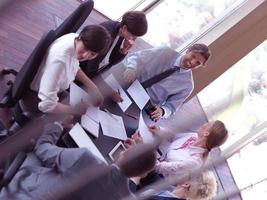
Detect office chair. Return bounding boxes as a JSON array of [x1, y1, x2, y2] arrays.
[[0, 0, 94, 135]]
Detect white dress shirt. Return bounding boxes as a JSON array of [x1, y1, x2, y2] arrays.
[[155, 132, 206, 177], [123, 46, 194, 118], [31, 33, 80, 113]]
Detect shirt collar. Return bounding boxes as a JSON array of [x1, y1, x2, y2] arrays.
[[174, 56, 189, 71]]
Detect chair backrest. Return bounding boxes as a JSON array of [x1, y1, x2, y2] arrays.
[[54, 0, 94, 38], [11, 30, 56, 105]]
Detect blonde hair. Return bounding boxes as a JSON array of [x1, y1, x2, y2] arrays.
[[187, 171, 217, 200]]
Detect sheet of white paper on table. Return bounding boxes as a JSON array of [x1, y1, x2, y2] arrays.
[[81, 115, 99, 138], [69, 82, 91, 106], [104, 74, 132, 112], [138, 112, 154, 144], [98, 110, 127, 140], [127, 80, 150, 110], [69, 123, 107, 164], [84, 106, 99, 122]]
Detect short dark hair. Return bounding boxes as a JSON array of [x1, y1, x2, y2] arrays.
[[187, 43, 211, 64], [79, 25, 111, 54], [121, 11, 148, 36], [118, 143, 156, 178]]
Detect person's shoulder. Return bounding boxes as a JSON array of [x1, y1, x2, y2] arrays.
[[100, 20, 120, 36]]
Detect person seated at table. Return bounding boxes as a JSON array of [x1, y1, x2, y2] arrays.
[[79, 11, 148, 78], [25, 25, 111, 116], [130, 170, 217, 200], [119, 43, 211, 121], [152, 120, 228, 177], [129, 120, 228, 188], [0, 119, 157, 200]]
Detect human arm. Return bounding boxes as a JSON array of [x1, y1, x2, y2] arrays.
[[122, 47, 159, 84], [154, 159, 199, 177], [75, 69, 104, 107], [34, 122, 97, 172]]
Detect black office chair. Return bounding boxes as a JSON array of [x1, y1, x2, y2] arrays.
[[0, 1, 94, 190], [0, 0, 94, 135]]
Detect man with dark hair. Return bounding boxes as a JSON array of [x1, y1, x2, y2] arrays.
[[121, 43, 211, 121], [79, 11, 148, 78], [0, 121, 157, 200], [29, 25, 111, 115]]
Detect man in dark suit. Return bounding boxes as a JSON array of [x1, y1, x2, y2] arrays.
[[0, 121, 156, 200], [79, 11, 148, 78]]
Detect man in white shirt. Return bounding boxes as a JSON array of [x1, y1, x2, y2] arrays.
[[29, 25, 111, 115], [121, 44, 211, 121]]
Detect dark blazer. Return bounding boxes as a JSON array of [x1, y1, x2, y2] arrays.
[[80, 20, 126, 78]]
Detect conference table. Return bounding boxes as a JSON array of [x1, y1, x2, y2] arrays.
[[62, 64, 153, 163]]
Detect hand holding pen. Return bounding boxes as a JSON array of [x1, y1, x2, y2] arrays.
[[110, 89, 123, 103]]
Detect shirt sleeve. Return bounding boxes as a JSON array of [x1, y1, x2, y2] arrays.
[[38, 56, 66, 113], [154, 158, 200, 177], [161, 73, 194, 117], [123, 47, 160, 76]]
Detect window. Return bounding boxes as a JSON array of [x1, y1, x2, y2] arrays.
[[93, 0, 155, 20], [198, 39, 267, 150], [227, 137, 267, 199], [142, 0, 246, 48]]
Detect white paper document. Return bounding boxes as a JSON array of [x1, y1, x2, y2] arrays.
[[127, 80, 150, 110], [138, 112, 155, 144], [81, 115, 99, 138], [69, 82, 91, 106], [98, 110, 127, 140], [81, 106, 100, 137], [104, 74, 132, 112], [69, 123, 107, 164]]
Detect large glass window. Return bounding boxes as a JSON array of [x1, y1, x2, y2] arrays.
[[198, 39, 267, 150], [93, 0, 155, 20], [198, 39, 267, 200], [143, 0, 246, 48], [227, 136, 267, 199], [93, 0, 246, 48]]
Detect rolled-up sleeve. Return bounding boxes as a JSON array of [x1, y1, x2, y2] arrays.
[[38, 57, 65, 113]]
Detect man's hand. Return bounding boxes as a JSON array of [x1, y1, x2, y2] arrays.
[[73, 101, 87, 115], [131, 130, 143, 144], [110, 90, 123, 103], [59, 114, 74, 129], [123, 68, 137, 84], [120, 39, 134, 54], [148, 124, 160, 135], [123, 138, 136, 149], [150, 106, 164, 121]]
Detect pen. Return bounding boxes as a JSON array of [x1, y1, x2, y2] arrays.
[[125, 113, 138, 120], [104, 108, 118, 121], [117, 88, 121, 96]]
